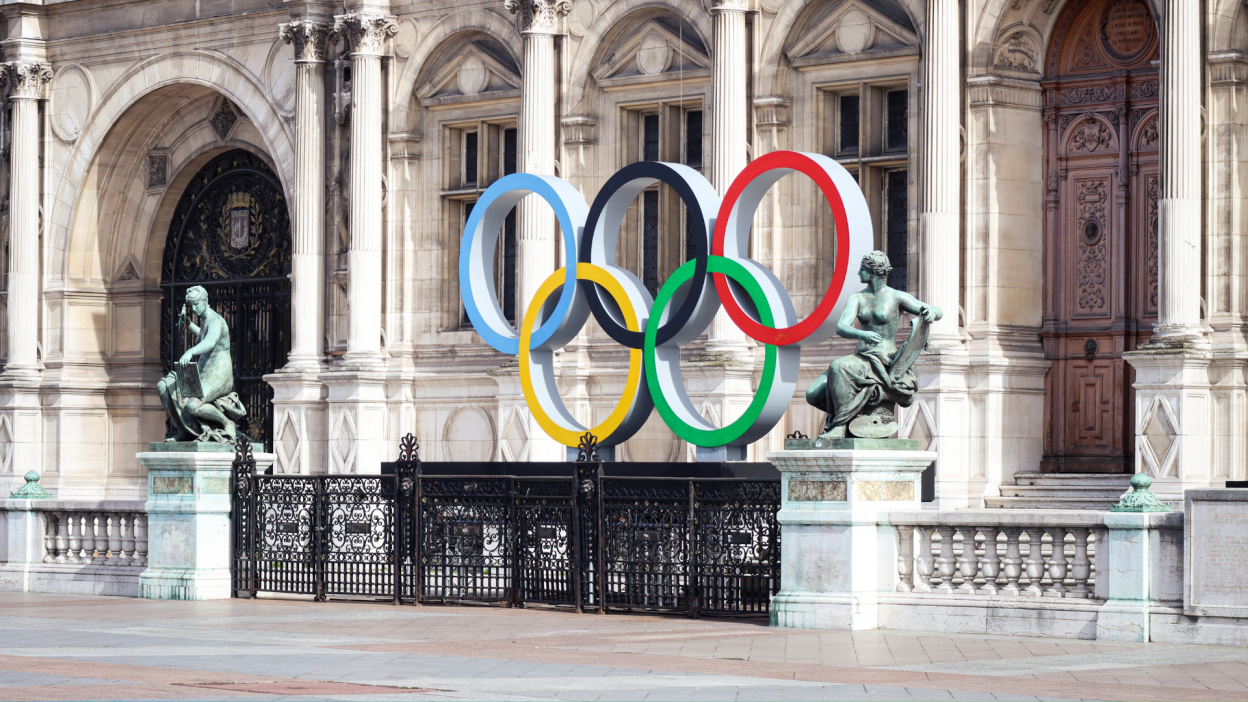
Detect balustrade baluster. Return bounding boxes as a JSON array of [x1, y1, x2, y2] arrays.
[[1022, 529, 1046, 596], [934, 526, 956, 594], [80, 513, 97, 565], [107, 514, 123, 566], [1000, 527, 1023, 596], [67, 513, 84, 563], [1044, 527, 1069, 597], [896, 525, 915, 592], [132, 515, 148, 567], [955, 527, 978, 594], [54, 511, 71, 564], [120, 515, 136, 565], [42, 512, 58, 563], [1068, 527, 1091, 598], [977, 526, 1001, 595], [913, 526, 934, 593]]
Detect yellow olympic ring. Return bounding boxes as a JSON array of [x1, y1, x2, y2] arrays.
[[519, 263, 648, 446]]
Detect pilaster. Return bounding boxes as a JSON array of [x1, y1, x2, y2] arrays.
[[318, 370, 388, 474], [912, 349, 974, 507], [0, 378, 41, 496], [919, 0, 960, 344]]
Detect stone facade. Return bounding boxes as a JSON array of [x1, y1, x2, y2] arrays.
[[0, 0, 1243, 507]]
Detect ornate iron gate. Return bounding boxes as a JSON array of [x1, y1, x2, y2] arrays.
[[161, 149, 292, 451], [231, 435, 780, 615]]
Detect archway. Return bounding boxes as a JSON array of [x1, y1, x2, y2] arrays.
[[160, 149, 292, 449], [1040, 0, 1159, 473]]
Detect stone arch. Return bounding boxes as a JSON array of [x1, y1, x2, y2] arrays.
[[756, 0, 924, 98], [1210, 0, 1248, 54], [391, 10, 523, 132], [49, 50, 295, 291], [971, 0, 1161, 78], [565, 0, 713, 114]]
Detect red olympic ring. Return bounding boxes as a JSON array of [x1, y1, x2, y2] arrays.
[[711, 151, 860, 347]]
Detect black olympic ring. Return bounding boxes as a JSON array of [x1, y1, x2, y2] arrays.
[[578, 161, 721, 349]]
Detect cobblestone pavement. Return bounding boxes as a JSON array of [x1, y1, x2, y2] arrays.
[[1, 594, 1247, 701]]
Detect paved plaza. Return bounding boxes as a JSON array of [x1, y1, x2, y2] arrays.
[[0, 595, 1246, 701]]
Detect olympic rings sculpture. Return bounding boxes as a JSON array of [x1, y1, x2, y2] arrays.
[[460, 151, 873, 451]]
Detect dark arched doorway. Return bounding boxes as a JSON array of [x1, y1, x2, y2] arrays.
[[160, 149, 292, 450], [1041, 0, 1160, 473]]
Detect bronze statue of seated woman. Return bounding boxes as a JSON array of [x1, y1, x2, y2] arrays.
[[157, 285, 247, 443], [806, 250, 942, 439]]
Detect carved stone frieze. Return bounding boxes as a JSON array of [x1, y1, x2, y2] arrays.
[[2, 62, 53, 100], [280, 20, 333, 63], [333, 13, 397, 55], [994, 32, 1039, 73], [1058, 83, 1124, 105], [1146, 174, 1159, 311], [1130, 81, 1159, 99], [503, 0, 571, 34]]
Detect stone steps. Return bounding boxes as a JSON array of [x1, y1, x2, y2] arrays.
[[985, 473, 1131, 510]]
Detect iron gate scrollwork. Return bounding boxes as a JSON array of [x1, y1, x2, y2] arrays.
[[231, 433, 780, 614], [161, 149, 292, 451]]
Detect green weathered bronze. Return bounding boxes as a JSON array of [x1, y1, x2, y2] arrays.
[[9, 470, 53, 499], [806, 251, 943, 440], [157, 286, 246, 444], [1111, 473, 1171, 512]]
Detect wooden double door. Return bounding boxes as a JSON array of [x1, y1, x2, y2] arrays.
[[1040, 0, 1160, 473]]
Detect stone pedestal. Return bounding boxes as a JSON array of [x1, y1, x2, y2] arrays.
[[137, 443, 272, 600], [769, 440, 935, 630], [1096, 510, 1183, 642]]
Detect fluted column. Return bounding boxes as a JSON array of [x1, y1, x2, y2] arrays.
[[334, 13, 395, 368], [919, 0, 960, 342], [505, 0, 567, 327], [279, 21, 331, 370], [1153, 0, 1203, 342], [3, 62, 52, 378], [705, 0, 749, 357]]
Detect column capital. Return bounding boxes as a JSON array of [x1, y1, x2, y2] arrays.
[[280, 20, 333, 63], [1, 61, 52, 100], [709, 0, 748, 12], [503, 0, 570, 35], [331, 13, 396, 57]]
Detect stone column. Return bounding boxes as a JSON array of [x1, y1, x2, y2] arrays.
[[2, 62, 51, 379], [319, 13, 395, 475], [268, 21, 332, 475], [919, 0, 960, 343], [1152, 0, 1203, 343], [279, 20, 331, 371], [335, 12, 395, 368], [0, 62, 51, 495], [704, 0, 749, 359], [505, 0, 566, 327]]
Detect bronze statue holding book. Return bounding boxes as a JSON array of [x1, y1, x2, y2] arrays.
[[157, 285, 246, 443], [805, 251, 942, 439]]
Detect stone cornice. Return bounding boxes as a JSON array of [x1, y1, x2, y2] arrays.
[[2, 61, 52, 100], [332, 13, 396, 57], [709, 0, 748, 12], [503, 0, 570, 35], [279, 20, 333, 63], [967, 75, 1043, 111]]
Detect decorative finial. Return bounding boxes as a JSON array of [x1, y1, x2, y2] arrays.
[[10, 471, 54, 499], [1111, 473, 1171, 512], [234, 434, 254, 463], [787, 430, 808, 440], [398, 433, 420, 462], [575, 432, 600, 462]]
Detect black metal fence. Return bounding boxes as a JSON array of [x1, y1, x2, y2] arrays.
[[231, 435, 780, 615]]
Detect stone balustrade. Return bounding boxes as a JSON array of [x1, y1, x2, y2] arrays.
[[39, 508, 147, 567], [891, 511, 1107, 600]]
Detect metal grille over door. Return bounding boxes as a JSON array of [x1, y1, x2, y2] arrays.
[[160, 149, 292, 450]]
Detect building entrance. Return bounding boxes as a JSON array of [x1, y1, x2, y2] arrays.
[[160, 149, 292, 450], [1041, 0, 1160, 473]]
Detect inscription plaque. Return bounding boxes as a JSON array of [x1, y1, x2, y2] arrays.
[[1101, 0, 1152, 61], [1188, 496, 1248, 617]]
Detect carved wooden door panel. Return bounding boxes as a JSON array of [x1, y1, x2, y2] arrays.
[[1040, 0, 1159, 474]]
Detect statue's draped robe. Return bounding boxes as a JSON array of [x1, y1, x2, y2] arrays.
[[806, 342, 919, 434]]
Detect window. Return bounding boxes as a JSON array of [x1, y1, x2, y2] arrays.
[[642, 114, 660, 162], [839, 94, 860, 153], [886, 90, 908, 150], [499, 128, 518, 323], [641, 114, 661, 296], [463, 131, 479, 186], [684, 110, 703, 169], [885, 170, 908, 291]]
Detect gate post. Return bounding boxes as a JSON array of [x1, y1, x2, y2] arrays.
[[573, 433, 603, 614], [395, 434, 420, 605], [231, 438, 258, 598], [313, 477, 327, 602]]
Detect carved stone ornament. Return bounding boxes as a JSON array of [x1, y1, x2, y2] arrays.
[[2, 62, 54, 100], [1110, 473, 1171, 512], [279, 20, 333, 63], [994, 32, 1039, 73], [503, 0, 571, 34], [710, 0, 749, 10], [333, 13, 398, 55]]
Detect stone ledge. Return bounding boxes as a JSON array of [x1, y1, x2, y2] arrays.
[[0, 563, 145, 597]]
